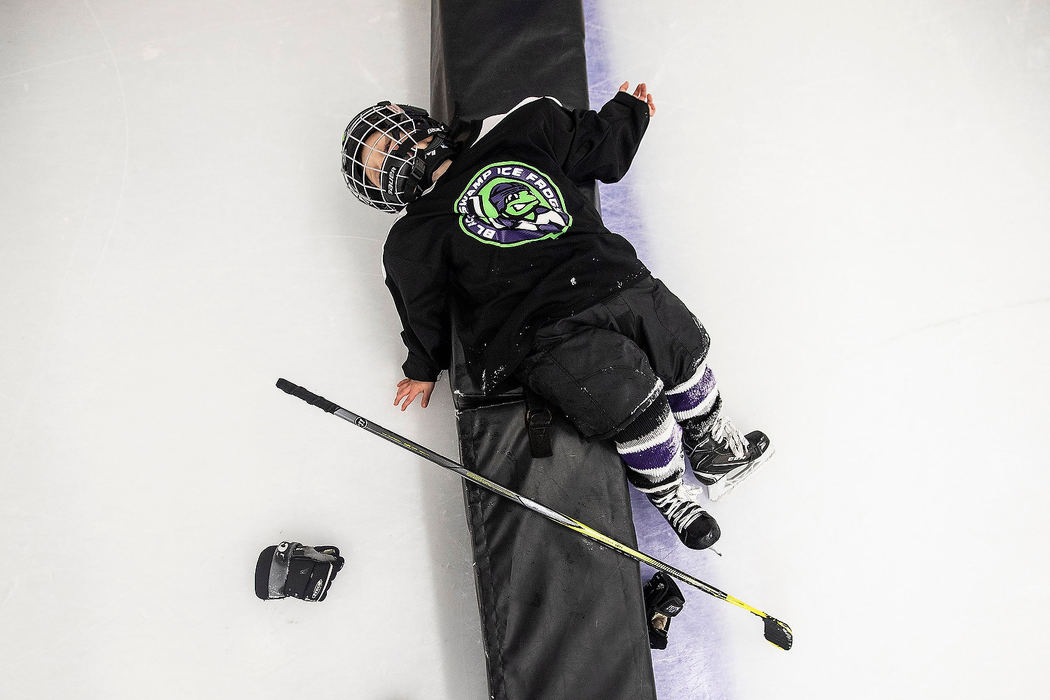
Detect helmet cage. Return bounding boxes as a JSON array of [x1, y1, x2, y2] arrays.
[[341, 102, 445, 212]]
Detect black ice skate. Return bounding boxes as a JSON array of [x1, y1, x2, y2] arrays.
[[646, 483, 721, 550], [685, 415, 773, 501]]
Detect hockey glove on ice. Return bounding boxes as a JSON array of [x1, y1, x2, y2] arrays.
[[255, 541, 345, 602], [644, 572, 686, 649]]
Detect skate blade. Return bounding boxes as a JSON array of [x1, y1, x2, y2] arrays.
[[704, 445, 775, 502]]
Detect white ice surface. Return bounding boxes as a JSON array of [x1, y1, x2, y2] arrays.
[[2, 1, 1049, 699]]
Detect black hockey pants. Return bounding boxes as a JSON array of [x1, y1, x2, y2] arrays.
[[515, 276, 711, 441]]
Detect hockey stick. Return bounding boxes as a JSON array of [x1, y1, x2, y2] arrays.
[[275, 378, 793, 651]]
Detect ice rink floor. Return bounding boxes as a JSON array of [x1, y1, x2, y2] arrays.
[[3, 1, 1049, 698]]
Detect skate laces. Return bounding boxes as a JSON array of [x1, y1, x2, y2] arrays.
[[650, 484, 708, 530], [711, 415, 749, 459]]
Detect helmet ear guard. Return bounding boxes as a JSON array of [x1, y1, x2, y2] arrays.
[[341, 102, 455, 212]]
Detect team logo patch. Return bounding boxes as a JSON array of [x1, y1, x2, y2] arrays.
[[455, 161, 572, 246]]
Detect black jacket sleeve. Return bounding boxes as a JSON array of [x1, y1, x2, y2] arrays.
[[382, 248, 451, 382], [555, 91, 650, 184]]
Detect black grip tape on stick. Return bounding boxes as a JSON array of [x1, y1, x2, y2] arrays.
[[276, 378, 340, 413]]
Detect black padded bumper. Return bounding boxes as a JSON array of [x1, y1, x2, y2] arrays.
[[431, 1, 656, 698]]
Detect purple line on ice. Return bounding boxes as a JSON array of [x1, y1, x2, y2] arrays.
[[580, 8, 650, 263], [582, 4, 733, 699]]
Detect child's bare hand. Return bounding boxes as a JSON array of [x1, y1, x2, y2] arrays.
[[618, 82, 656, 117], [394, 378, 435, 411]]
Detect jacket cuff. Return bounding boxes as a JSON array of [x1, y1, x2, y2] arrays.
[[610, 90, 650, 117], [403, 356, 440, 383]]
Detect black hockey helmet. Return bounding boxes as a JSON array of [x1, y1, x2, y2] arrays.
[[341, 101, 452, 212]]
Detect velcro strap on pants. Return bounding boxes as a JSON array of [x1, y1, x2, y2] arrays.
[[524, 390, 553, 458]]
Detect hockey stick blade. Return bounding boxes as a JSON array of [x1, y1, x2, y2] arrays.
[[276, 378, 793, 651], [764, 616, 793, 651]]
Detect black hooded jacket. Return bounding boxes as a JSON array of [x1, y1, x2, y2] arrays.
[[382, 91, 651, 392]]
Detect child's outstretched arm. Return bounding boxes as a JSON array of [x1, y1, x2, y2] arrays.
[[394, 378, 435, 411], [554, 80, 656, 184], [381, 247, 451, 408]]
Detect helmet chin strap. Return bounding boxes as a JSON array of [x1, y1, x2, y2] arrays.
[[385, 126, 460, 202], [412, 135, 458, 189]]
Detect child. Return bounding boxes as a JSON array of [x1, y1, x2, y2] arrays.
[[341, 83, 772, 550]]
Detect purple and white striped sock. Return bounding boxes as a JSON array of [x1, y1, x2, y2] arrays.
[[666, 360, 722, 431], [615, 399, 685, 493]]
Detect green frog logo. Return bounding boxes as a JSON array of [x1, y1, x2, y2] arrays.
[[455, 161, 571, 246]]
